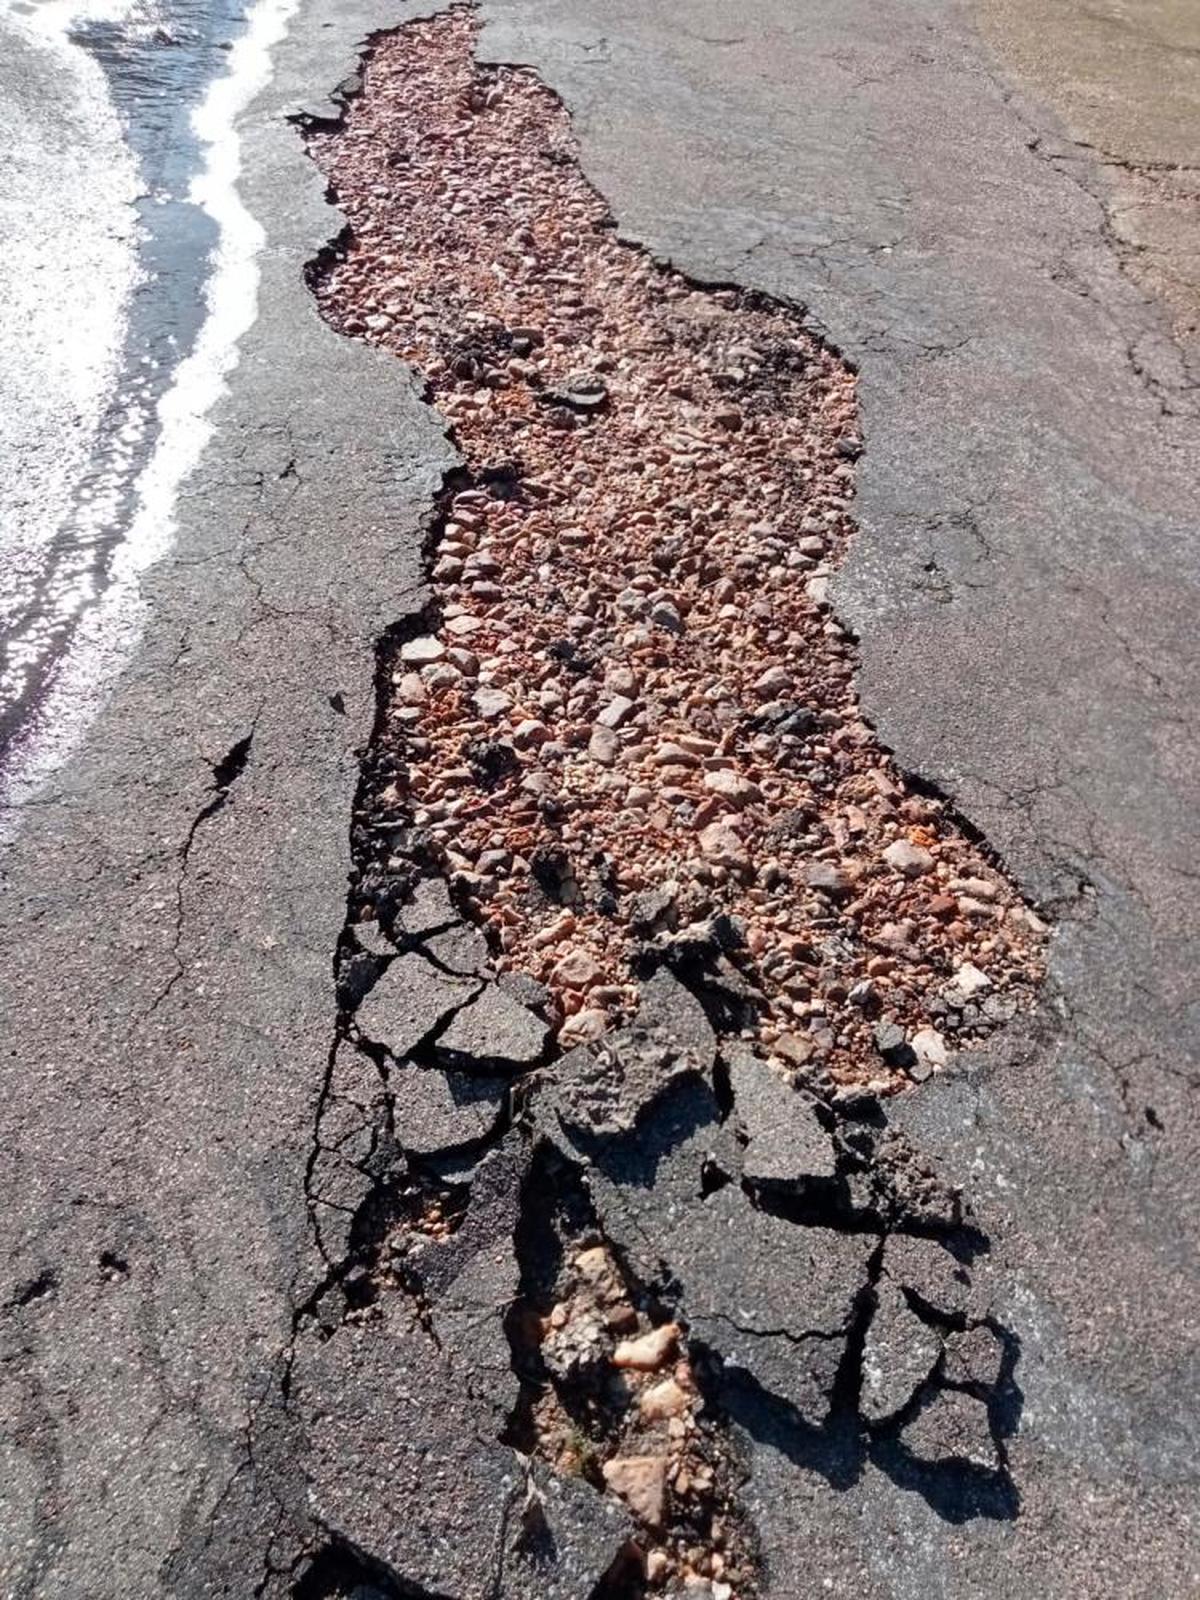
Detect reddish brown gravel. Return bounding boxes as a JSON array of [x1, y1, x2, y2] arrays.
[[308, 7, 1046, 1092]]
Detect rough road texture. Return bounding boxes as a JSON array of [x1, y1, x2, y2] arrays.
[[0, 0, 1195, 1596], [465, 0, 1200, 1595]]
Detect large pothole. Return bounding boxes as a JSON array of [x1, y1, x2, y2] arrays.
[[286, 11, 1041, 1597], [306, 6, 1046, 1095]]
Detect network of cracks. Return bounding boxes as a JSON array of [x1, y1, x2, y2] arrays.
[[250, 11, 1043, 1598]]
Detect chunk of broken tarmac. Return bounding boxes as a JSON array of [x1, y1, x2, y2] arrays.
[[435, 982, 549, 1070], [390, 1059, 507, 1156], [355, 951, 477, 1057], [661, 1185, 874, 1424], [295, 1302, 631, 1598], [860, 1275, 943, 1424], [726, 1043, 838, 1190], [899, 1385, 1000, 1472]]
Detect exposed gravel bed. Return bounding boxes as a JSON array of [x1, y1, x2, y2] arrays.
[[308, 8, 1045, 1092]]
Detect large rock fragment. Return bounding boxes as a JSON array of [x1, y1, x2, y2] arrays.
[[726, 1044, 837, 1189], [860, 1276, 942, 1423], [664, 1186, 874, 1423], [355, 952, 477, 1057]]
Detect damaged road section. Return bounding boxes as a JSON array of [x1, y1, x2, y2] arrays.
[[306, 7, 1046, 1093], [237, 10, 1043, 1599]]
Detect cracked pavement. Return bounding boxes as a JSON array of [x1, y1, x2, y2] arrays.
[[0, 0, 1197, 1595]]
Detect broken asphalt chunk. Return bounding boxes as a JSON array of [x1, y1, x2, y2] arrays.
[[294, 1299, 631, 1600], [725, 1043, 837, 1190], [390, 1060, 507, 1156], [546, 970, 714, 1138], [860, 1275, 943, 1424], [665, 1185, 874, 1424], [435, 981, 549, 1071], [899, 1384, 1000, 1472], [880, 1230, 979, 1319], [355, 952, 477, 1057]]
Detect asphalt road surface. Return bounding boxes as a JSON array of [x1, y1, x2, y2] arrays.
[[0, 0, 1195, 1596]]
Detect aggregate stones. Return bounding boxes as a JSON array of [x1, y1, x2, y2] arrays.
[[308, 5, 1047, 1095], [291, 11, 1039, 1597]]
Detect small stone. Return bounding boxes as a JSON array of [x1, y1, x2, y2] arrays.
[[873, 1020, 914, 1068], [574, 1245, 614, 1283], [602, 1455, 667, 1528], [910, 1026, 948, 1076], [951, 962, 992, 998], [512, 719, 550, 748], [714, 404, 743, 430], [629, 886, 677, 932], [698, 823, 749, 872], [530, 912, 576, 947], [646, 1551, 670, 1585], [597, 694, 635, 730], [639, 1378, 691, 1421], [554, 371, 609, 412], [400, 635, 444, 666], [702, 769, 762, 808], [805, 861, 850, 898], [445, 613, 484, 637], [652, 742, 700, 769], [613, 1322, 679, 1370], [883, 839, 935, 876], [588, 725, 619, 764], [558, 1007, 608, 1047], [753, 665, 792, 699], [773, 1032, 814, 1068], [649, 599, 684, 634], [425, 664, 463, 691], [395, 672, 427, 706], [552, 947, 602, 989], [472, 687, 513, 719], [542, 1309, 610, 1385]]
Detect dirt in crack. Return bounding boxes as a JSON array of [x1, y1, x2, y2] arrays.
[[307, 7, 1045, 1093], [503, 1142, 759, 1595]]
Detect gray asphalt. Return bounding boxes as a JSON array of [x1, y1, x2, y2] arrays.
[[0, 0, 1196, 1595], [474, 0, 1200, 1587]]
